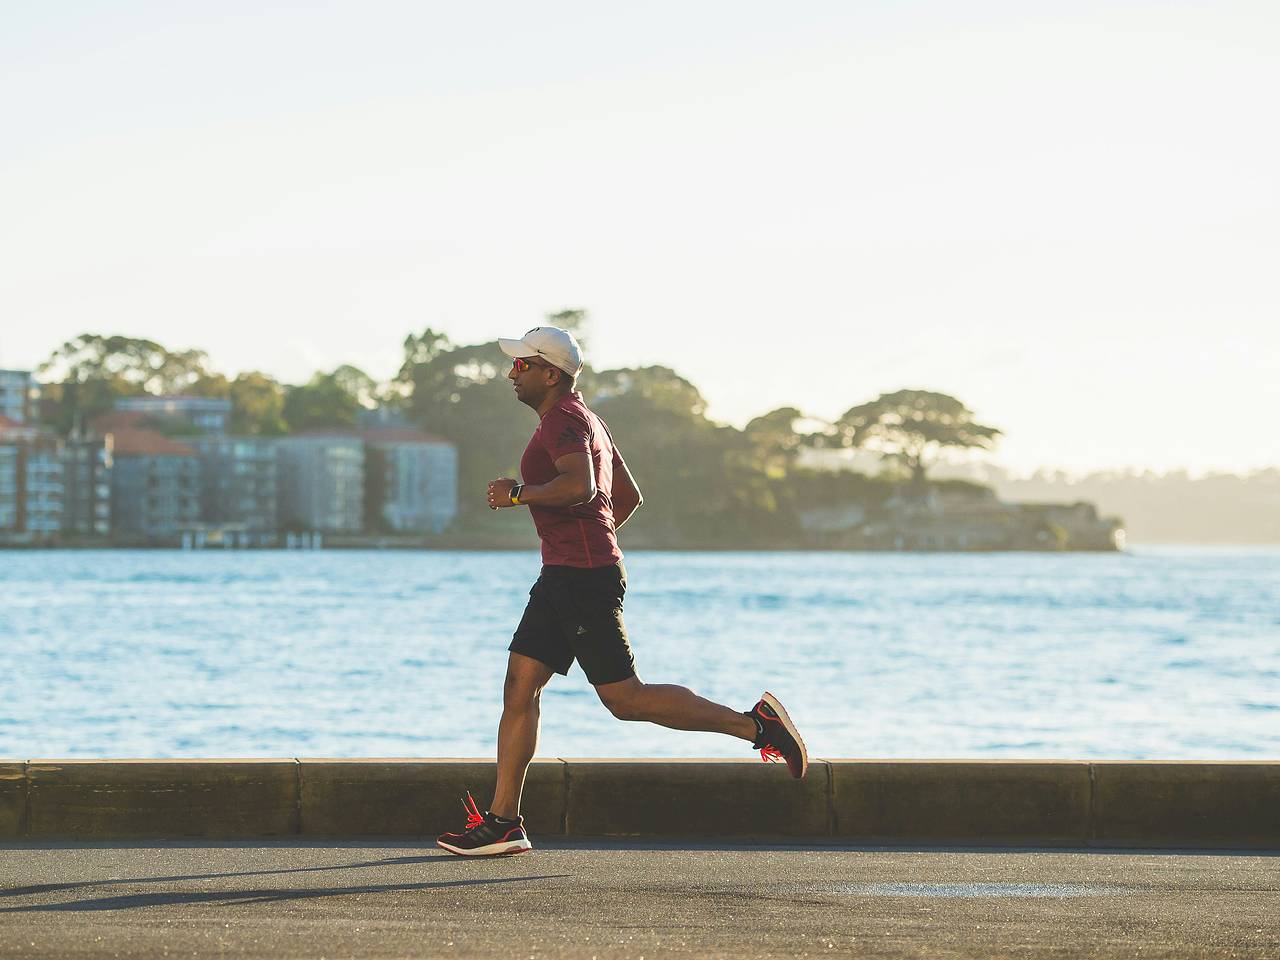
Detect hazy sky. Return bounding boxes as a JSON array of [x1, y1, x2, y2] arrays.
[[2, 2, 1277, 475]]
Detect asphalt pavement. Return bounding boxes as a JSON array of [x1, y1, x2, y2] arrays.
[[1, 839, 1277, 958]]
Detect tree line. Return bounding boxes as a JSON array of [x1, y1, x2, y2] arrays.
[[34, 315, 1002, 546]]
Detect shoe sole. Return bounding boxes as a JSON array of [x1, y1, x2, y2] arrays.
[[436, 838, 533, 857], [762, 690, 808, 779]]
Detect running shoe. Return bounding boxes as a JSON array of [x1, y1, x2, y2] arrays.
[[745, 691, 809, 779], [436, 791, 533, 856]]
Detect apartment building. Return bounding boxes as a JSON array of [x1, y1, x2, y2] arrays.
[[61, 435, 114, 538], [0, 416, 63, 543], [108, 429, 200, 543], [363, 428, 459, 534], [275, 435, 364, 534], [190, 436, 279, 540], [0, 370, 32, 424]]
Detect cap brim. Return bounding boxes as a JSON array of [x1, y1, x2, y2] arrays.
[[498, 338, 538, 359]]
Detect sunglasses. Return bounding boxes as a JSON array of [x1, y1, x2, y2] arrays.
[[511, 356, 547, 374]]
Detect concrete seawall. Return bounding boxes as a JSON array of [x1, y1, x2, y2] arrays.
[[2, 759, 1277, 848]]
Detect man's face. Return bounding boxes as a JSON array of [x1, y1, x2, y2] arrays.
[[507, 355, 560, 407]]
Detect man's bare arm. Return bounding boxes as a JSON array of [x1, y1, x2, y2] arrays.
[[487, 453, 595, 509], [611, 458, 643, 529]]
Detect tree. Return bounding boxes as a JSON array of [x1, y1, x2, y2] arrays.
[[395, 328, 453, 382], [399, 343, 786, 540], [330, 364, 379, 410], [184, 373, 231, 399], [387, 328, 453, 408], [36, 334, 215, 433], [584, 365, 707, 417], [282, 371, 364, 431], [403, 340, 537, 518], [544, 308, 589, 348], [392, 326, 821, 544], [228, 372, 288, 435], [744, 406, 807, 477], [587, 366, 787, 545], [835, 389, 1001, 485], [39, 334, 213, 394]]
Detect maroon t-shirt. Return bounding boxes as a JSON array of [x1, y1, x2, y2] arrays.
[[520, 391, 625, 569]]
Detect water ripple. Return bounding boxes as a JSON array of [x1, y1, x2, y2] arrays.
[[1, 546, 1278, 759]]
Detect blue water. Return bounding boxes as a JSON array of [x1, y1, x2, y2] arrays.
[[1, 548, 1278, 760]]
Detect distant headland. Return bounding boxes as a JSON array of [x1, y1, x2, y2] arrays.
[[4, 319, 1129, 550]]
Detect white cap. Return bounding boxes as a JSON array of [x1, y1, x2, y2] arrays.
[[498, 325, 584, 377]]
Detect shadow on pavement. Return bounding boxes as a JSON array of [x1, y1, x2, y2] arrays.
[[0, 853, 459, 900], [0, 874, 570, 912]]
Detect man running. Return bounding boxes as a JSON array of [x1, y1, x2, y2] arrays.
[[436, 325, 807, 857]]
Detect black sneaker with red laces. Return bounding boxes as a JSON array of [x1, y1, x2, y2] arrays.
[[436, 791, 533, 857], [744, 691, 808, 779]]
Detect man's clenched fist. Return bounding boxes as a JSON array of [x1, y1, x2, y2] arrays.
[[487, 477, 518, 510]]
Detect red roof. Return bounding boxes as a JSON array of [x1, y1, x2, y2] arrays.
[[0, 415, 40, 440], [106, 427, 196, 457]]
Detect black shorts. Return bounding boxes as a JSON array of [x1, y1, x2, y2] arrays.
[[509, 562, 636, 686]]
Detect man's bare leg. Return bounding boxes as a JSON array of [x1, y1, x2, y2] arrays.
[[489, 652, 556, 820], [594, 676, 758, 740]]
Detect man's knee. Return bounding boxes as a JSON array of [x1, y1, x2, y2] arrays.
[[597, 678, 646, 721], [503, 675, 544, 711], [503, 658, 551, 711]]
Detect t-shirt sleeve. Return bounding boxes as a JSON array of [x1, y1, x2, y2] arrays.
[[542, 409, 592, 461]]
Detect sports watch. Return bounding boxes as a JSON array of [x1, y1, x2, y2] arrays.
[[509, 483, 525, 505]]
